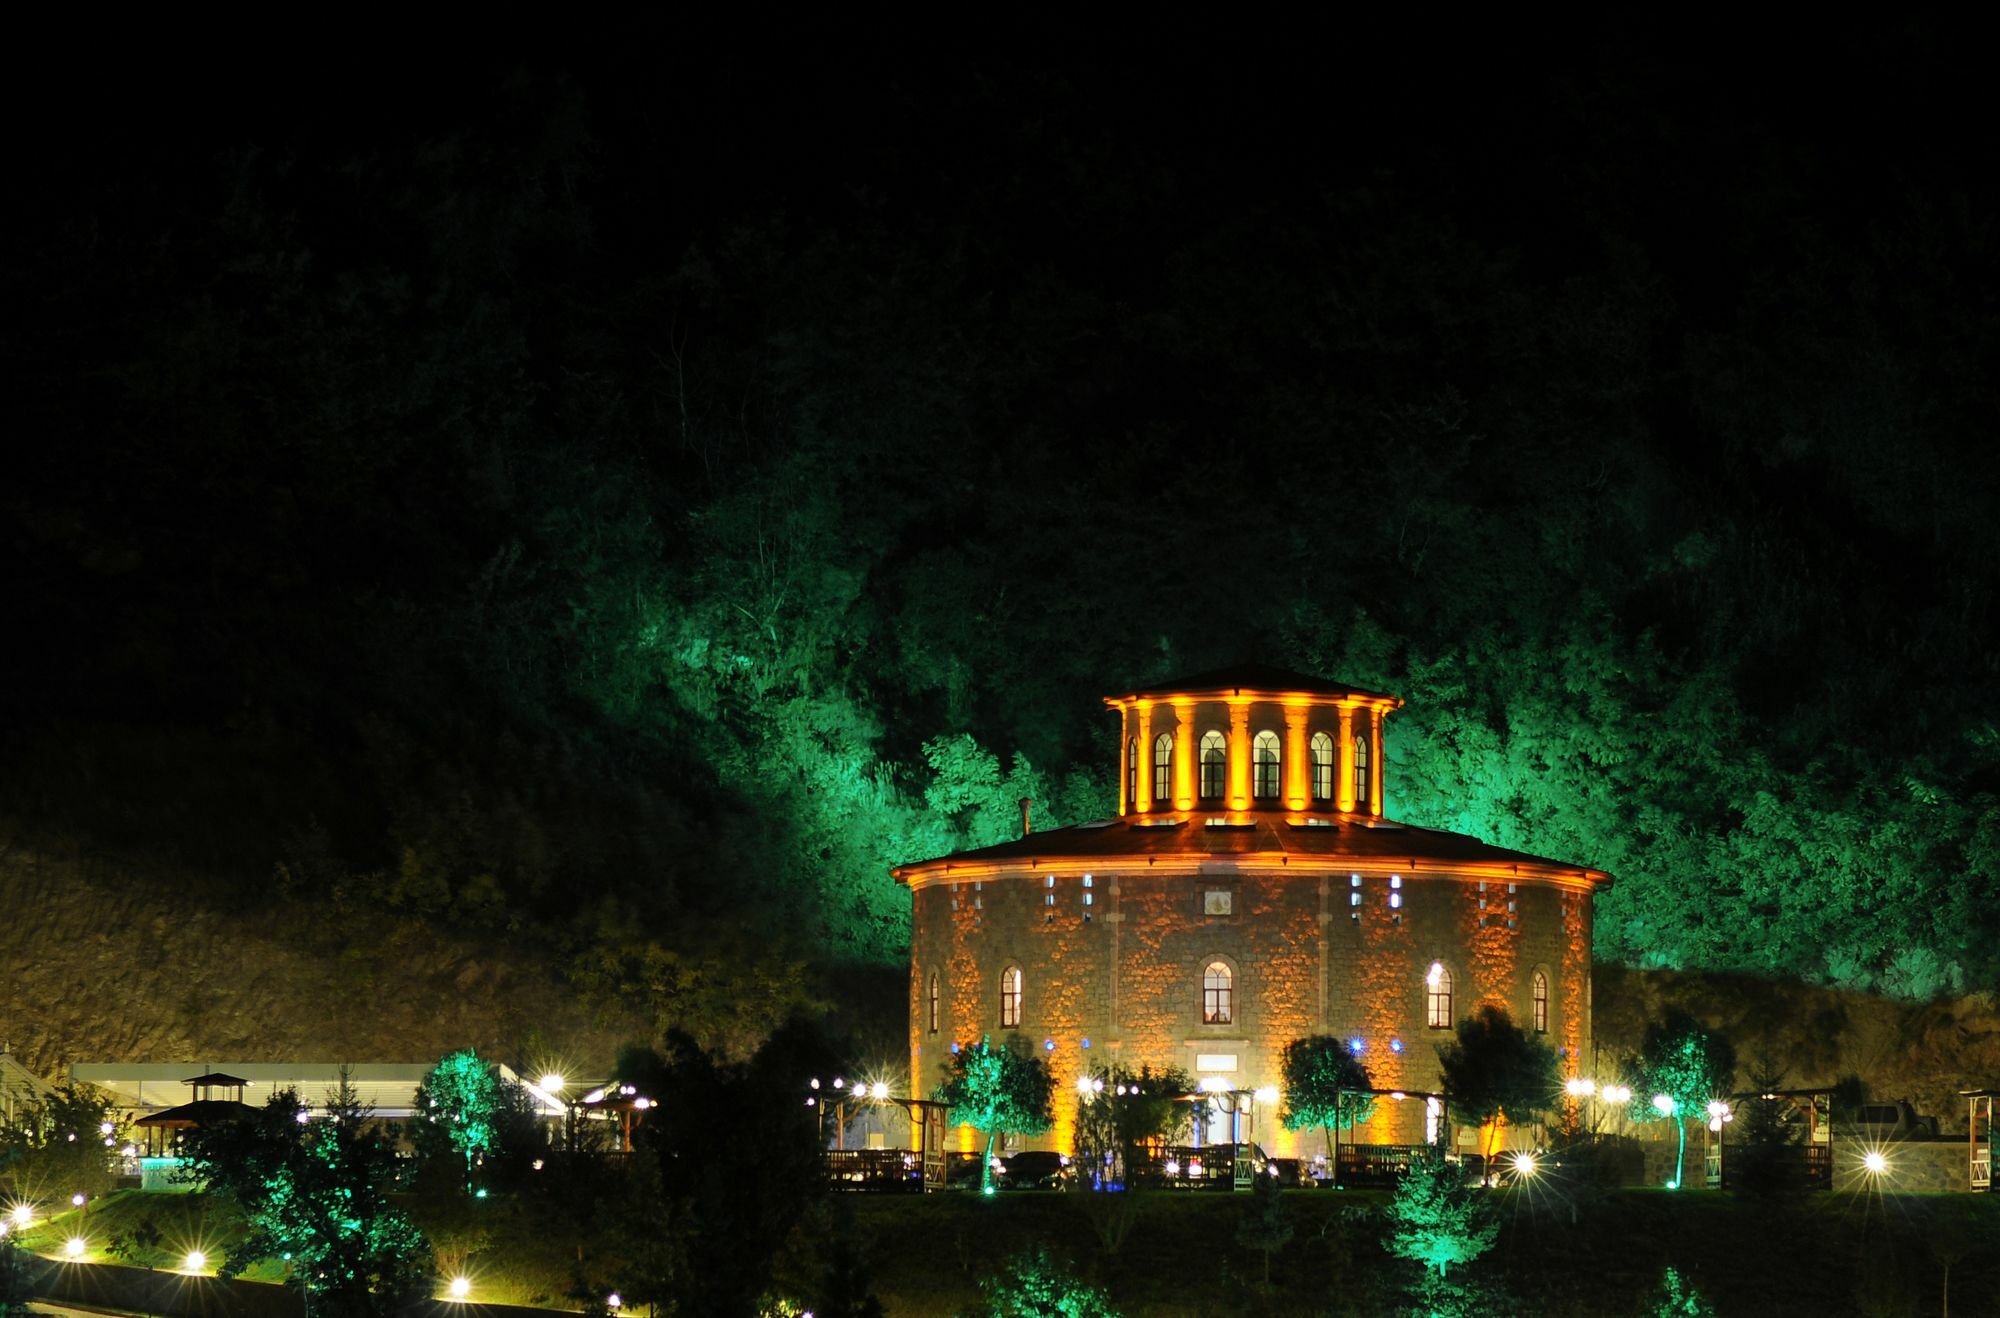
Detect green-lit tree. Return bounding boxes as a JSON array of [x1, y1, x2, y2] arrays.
[[178, 1080, 428, 1318], [1646, 1266, 1717, 1316], [974, 1245, 1119, 1318], [412, 1049, 538, 1194], [0, 1083, 127, 1204], [1279, 1037, 1376, 1163], [1074, 1064, 1192, 1189], [1436, 1006, 1560, 1182], [1384, 1147, 1497, 1281], [935, 1037, 1055, 1196], [1234, 1167, 1293, 1287], [1626, 1011, 1736, 1190]]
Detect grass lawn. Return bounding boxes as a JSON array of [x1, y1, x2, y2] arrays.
[[13, 1184, 1999, 1315], [845, 1186, 2000, 1315]]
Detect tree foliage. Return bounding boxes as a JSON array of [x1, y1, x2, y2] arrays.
[[974, 1245, 1119, 1318], [1726, 1062, 1804, 1199], [1383, 1147, 1497, 1281], [1436, 1006, 1560, 1172], [176, 1082, 429, 1317], [1279, 1037, 1377, 1158], [1074, 1064, 1192, 1189], [1234, 1169, 1293, 1287], [0, 1083, 125, 1202], [609, 1024, 829, 1315], [1627, 1011, 1736, 1188], [935, 1037, 1055, 1195], [411, 1049, 540, 1192]]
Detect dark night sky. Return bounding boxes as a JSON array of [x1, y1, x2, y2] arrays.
[[4, 18, 1998, 997]]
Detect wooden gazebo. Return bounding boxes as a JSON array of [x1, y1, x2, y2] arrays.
[[131, 1072, 260, 1156], [1960, 1090, 1994, 1190]]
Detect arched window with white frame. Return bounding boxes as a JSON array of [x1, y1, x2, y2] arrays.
[[1426, 961, 1453, 1029], [1310, 731, 1335, 802], [1353, 734, 1372, 808], [1531, 970, 1549, 1034], [1252, 730, 1281, 799], [1127, 739, 1139, 806], [1000, 966, 1023, 1028], [1202, 960, 1234, 1025], [1152, 733, 1174, 803], [1199, 730, 1227, 799]]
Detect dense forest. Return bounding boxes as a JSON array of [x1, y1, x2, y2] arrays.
[[5, 21, 1998, 1053]]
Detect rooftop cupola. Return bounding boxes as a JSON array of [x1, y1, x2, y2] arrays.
[[1103, 663, 1402, 818]]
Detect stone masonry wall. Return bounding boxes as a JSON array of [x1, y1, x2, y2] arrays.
[[911, 863, 1593, 1155]]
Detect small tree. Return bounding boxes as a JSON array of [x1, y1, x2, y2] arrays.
[[1646, 1266, 1716, 1317], [1726, 1062, 1801, 1199], [975, 1245, 1118, 1318], [1074, 1064, 1192, 1189], [1436, 1006, 1559, 1182], [1626, 1011, 1736, 1190], [0, 1230, 28, 1318], [178, 1080, 429, 1318], [1278, 1036, 1376, 1163], [412, 1049, 538, 1194], [0, 1083, 127, 1203], [1234, 1168, 1292, 1287], [1384, 1147, 1496, 1282], [935, 1037, 1054, 1196]]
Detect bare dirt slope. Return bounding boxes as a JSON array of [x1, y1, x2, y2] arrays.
[[1596, 963, 2000, 1132], [0, 828, 641, 1082]]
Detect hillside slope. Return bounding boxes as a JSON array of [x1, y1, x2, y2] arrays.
[[0, 828, 640, 1080]]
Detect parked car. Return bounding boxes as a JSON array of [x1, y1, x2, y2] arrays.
[[1850, 1100, 1939, 1141], [998, 1150, 1071, 1190]]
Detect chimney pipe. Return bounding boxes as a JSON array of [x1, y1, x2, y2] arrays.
[[1019, 797, 1033, 836]]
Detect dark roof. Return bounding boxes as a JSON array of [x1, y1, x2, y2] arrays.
[[181, 1072, 249, 1087], [894, 814, 1609, 884], [1104, 663, 1400, 705], [134, 1098, 261, 1128]]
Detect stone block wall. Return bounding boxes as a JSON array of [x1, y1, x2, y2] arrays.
[[910, 863, 1595, 1154]]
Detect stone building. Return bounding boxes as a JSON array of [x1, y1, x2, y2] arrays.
[[894, 664, 1610, 1155]]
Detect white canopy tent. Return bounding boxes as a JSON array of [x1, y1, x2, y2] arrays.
[[69, 1061, 567, 1119]]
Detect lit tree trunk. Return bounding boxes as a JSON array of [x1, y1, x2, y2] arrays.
[[1673, 1118, 1686, 1188], [981, 1130, 997, 1196]]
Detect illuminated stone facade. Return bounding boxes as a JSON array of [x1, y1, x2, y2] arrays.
[[895, 664, 1610, 1154]]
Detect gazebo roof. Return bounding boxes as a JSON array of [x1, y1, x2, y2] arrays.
[[133, 1098, 261, 1128], [182, 1072, 250, 1087]]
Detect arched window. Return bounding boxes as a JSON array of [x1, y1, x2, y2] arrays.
[[928, 972, 940, 1035], [1202, 961, 1234, 1025], [1199, 730, 1227, 799], [1127, 739, 1139, 806], [1310, 732, 1335, 802], [1252, 730, 1281, 799], [1353, 734, 1371, 808], [1152, 733, 1174, 803], [1426, 961, 1453, 1029], [1000, 966, 1023, 1028], [1531, 970, 1548, 1034]]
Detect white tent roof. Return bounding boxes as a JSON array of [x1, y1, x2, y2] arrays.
[[68, 1062, 566, 1118]]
